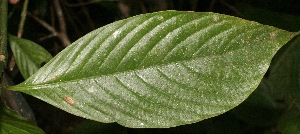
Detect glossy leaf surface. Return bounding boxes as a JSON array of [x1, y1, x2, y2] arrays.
[[9, 11, 297, 128]]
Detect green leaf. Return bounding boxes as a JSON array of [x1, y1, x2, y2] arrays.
[[9, 11, 297, 128], [9, 35, 53, 79], [266, 35, 300, 106], [267, 35, 300, 134], [0, 103, 44, 134]]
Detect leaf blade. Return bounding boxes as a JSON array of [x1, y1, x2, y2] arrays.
[[10, 11, 297, 128], [9, 35, 53, 79]]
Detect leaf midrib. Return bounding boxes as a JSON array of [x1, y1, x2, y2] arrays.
[[13, 49, 242, 90]]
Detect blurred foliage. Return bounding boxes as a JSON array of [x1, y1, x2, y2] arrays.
[[0, 102, 44, 134]]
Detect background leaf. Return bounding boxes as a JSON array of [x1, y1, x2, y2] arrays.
[[232, 78, 280, 127], [266, 35, 300, 107], [9, 11, 297, 128], [0, 103, 44, 134], [265, 35, 300, 133], [9, 35, 53, 79]]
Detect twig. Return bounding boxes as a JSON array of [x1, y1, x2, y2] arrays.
[[50, 5, 55, 27], [54, 0, 70, 47], [28, 1, 71, 47], [28, 13, 57, 34], [39, 33, 58, 41], [118, 1, 130, 18], [17, 0, 29, 37]]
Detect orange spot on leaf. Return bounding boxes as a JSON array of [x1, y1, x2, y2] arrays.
[[64, 97, 74, 105]]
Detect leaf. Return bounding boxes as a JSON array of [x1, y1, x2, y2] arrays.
[[266, 35, 300, 106], [0, 103, 44, 134], [9, 35, 53, 79], [232, 78, 280, 127], [9, 11, 297, 128]]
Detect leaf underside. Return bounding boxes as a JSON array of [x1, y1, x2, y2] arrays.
[[10, 11, 296, 128]]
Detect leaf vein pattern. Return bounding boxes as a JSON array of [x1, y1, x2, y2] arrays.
[[156, 68, 203, 105], [67, 33, 101, 70], [117, 14, 206, 69], [194, 24, 265, 57], [162, 20, 229, 61], [43, 33, 99, 82], [114, 14, 181, 70], [137, 15, 214, 67], [180, 62, 233, 106], [134, 71, 174, 99], [113, 76, 180, 120], [76, 81, 115, 119], [94, 77, 149, 124], [225, 25, 263, 49], [80, 19, 137, 71], [114, 74, 198, 121], [191, 21, 237, 56], [114, 76, 158, 111], [134, 71, 217, 110]]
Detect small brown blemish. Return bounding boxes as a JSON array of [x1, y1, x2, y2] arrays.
[[51, 76, 57, 80], [270, 32, 277, 40], [64, 97, 74, 105]]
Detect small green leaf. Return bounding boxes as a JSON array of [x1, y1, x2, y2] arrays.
[[0, 103, 44, 134], [9, 35, 53, 79], [9, 11, 297, 128]]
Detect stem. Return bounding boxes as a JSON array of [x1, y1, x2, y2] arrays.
[[0, 0, 8, 78], [54, 0, 71, 47], [17, 0, 29, 37]]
